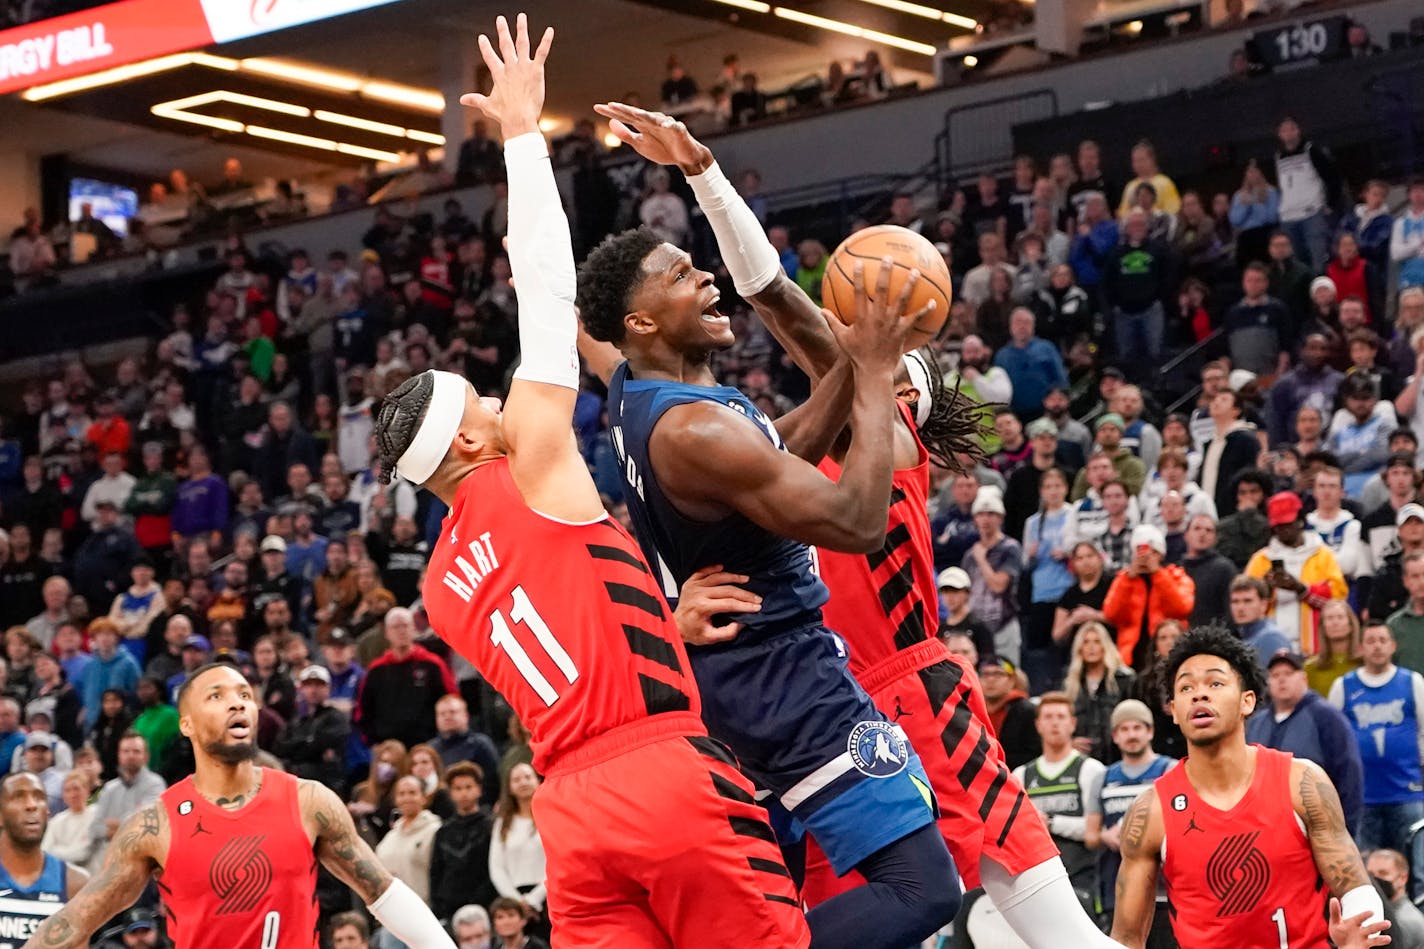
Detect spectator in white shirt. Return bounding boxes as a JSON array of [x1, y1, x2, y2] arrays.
[[41, 770, 100, 872], [489, 763, 546, 919], [80, 453, 137, 531], [1307, 465, 1366, 581], [961, 233, 1018, 307], [638, 168, 690, 248]]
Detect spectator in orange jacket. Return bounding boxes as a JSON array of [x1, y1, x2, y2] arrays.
[[1102, 524, 1196, 670], [84, 391, 131, 458]]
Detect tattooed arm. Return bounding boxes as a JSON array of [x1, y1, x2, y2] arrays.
[[300, 779, 392, 903], [24, 805, 165, 949], [1109, 790, 1164, 949], [1293, 758, 1371, 896]]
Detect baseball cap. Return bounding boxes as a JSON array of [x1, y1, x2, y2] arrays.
[[971, 487, 1005, 516], [1309, 275, 1337, 297], [977, 656, 1014, 676], [1267, 648, 1305, 671], [124, 909, 157, 933], [24, 731, 55, 751], [298, 665, 331, 685], [1131, 523, 1167, 556], [1228, 368, 1257, 392], [937, 567, 971, 591], [1095, 413, 1125, 432], [325, 628, 354, 646], [1397, 503, 1424, 527], [260, 535, 287, 554], [1266, 491, 1303, 527], [1110, 699, 1154, 730], [182, 634, 211, 652], [1026, 418, 1057, 439], [1100, 367, 1126, 381]]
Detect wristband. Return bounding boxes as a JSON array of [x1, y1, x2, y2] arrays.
[[1339, 883, 1385, 928], [368, 878, 457, 949]]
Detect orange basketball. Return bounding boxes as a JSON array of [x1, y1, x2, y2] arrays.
[[821, 224, 953, 351]]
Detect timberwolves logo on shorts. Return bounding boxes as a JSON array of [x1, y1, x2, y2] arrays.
[[848, 721, 908, 778]]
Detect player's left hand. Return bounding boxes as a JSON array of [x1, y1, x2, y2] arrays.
[[1328, 897, 1391, 947], [459, 13, 553, 140], [674, 565, 761, 645], [593, 102, 713, 176]]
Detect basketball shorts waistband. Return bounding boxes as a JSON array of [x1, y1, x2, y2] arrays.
[[858, 638, 954, 694], [543, 713, 707, 777]]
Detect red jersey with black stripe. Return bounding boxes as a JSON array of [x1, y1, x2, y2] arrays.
[[1156, 746, 1327, 949], [157, 768, 319, 949], [816, 402, 939, 677], [422, 458, 703, 773]]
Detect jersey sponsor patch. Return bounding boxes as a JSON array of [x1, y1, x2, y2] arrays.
[[848, 721, 908, 778]]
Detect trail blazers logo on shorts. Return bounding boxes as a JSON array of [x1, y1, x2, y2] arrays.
[[1206, 831, 1271, 916], [848, 721, 908, 778], [209, 835, 273, 914]]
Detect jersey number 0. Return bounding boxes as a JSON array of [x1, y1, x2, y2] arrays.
[[489, 585, 578, 706]]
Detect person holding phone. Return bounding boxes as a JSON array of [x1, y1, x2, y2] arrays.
[[1246, 491, 1349, 654]]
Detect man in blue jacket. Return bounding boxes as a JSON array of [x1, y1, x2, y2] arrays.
[[994, 308, 1068, 419], [1246, 648, 1363, 833]]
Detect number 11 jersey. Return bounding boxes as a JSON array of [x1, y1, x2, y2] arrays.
[[422, 457, 704, 773]]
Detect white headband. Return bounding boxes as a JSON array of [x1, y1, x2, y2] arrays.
[[395, 370, 467, 486], [902, 351, 933, 428]]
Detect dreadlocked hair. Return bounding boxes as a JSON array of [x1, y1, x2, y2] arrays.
[[373, 373, 434, 484], [576, 227, 666, 344], [1161, 621, 1266, 706], [914, 347, 990, 473]]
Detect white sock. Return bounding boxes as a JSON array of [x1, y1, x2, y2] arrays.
[[980, 855, 1124, 947]]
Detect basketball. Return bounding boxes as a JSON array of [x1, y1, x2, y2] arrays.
[[821, 224, 953, 351]]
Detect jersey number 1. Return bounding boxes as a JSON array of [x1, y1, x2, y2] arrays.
[[1271, 906, 1287, 949], [490, 585, 578, 706]]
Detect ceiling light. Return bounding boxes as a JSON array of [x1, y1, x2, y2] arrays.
[[21, 53, 196, 101], [150, 107, 245, 133], [405, 129, 445, 145], [1125, 19, 1143, 33], [314, 110, 405, 136], [337, 143, 404, 163], [851, 0, 977, 30], [362, 81, 445, 113], [773, 7, 939, 55], [221, 92, 310, 116], [188, 53, 240, 71], [603, 132, 622, 149], [710, 0, 772, 10], [246, 125, 338, 150], [239, 58, 363, 92], [963, 54, 978, 66]]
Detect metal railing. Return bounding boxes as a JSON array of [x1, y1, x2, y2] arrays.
[[934, 88, 1060, 190], [1159, 327, 1225, 415]]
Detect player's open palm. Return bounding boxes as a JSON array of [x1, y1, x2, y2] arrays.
[[593, 102, 712, 174], [459, 13, 553, 139], [824, 257, 933, 374], [1329, 898, 1391, 948], [674, 565, 761, 646]]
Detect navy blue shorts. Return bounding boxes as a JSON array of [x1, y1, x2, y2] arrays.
[[688, 624, 937, 874]]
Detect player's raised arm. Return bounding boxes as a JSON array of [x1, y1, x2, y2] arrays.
[[1293, 759, 1392, 947], [462, 15, 601, 521], [1108, 790, 1164, 949], [302, 780, 456, 949], [24, 805, 164, 949], [595, 101, 837, 381]]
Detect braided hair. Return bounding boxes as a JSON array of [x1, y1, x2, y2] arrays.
[[911, 346, 990, 473], [373, 373, 435, 485]]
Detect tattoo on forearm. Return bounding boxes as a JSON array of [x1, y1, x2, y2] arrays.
[[310, 787, 389, 903], [1121, 794, 1152, 856], [1301, 771, 1369, 894]]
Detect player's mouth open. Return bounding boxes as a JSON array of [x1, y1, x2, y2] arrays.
[[1189, 707, 1215, 725], [226, 716, 252, 738], [700, 291, 727, 325]]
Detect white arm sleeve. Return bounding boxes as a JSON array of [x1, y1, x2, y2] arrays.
[[504, 132, 579, 390], [367, 879, 457, 949], [686, 161, 781, 297]]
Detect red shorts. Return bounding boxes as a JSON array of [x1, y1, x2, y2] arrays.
[[535, 714, 810, 949], [803, 641, 1058, 903]]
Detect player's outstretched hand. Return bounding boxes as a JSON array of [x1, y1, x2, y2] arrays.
[[459, 13, 553, 140], [674, 565, 761, 646], [1329, 898, 1391, 948], [822, 257, 934, 376], [593, 102, 713, 176]]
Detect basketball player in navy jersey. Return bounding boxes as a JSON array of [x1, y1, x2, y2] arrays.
[[576, 148, 960, 946], [0, 773, 85, 949]]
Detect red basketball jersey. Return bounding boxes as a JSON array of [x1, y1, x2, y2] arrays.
[[158, 769, 319, 949], [422, 458, 703, 773], [1156, 746, 1328, 949], [816, 403, 939, 677]]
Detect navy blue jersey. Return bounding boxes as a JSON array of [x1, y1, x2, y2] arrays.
[[607, 362, 828, 634], [0, 853, 66, 949]]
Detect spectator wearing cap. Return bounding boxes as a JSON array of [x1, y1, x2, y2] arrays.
[[131, 676, 179, 772], [1328, 373, 1397, 496], [1331, 621, 1424, 899], [1041, 385, 1092, 459], [107, 557, 162, 666], [164, 633, 211, 705], [20, 731, 66, 813], [1004, 418, 1081, 540], [1245, 649, 1362, 833], [1361, 455, 1422, 585], [124, 443, 177, 556], [1387, 552, 1424, 677], [1086, 699, 1175, 934], [961, 488, 1024, 666], [272, 664, 351, 795], [1199, 390, 1260, 520], [1075, 414, 1146, 499], [993, 308, 1068, 419], [1269, 334, 1342, 447], [1102, 524, 1195, 670], [937, 567, 993, 661], [81, 452, 137, 534], [1229, 575, 1294, 667], [1246, 492, 1347, 652], [979, 657, 1039, 769], [251, 535, 303, 633]]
